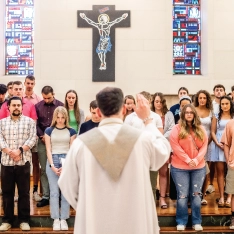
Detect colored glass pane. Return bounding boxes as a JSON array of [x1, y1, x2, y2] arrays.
[[5, 0, 34, 75], [173, 0, 201, 75]]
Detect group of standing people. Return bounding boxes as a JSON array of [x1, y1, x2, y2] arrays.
[[0, 78, 234, 233], [123, 85, 234, 231], [0, 77, 101, 231]]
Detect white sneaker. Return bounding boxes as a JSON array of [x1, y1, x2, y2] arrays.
[[206, 184, 215, 194], [0, 223, 11, 231], [176, 225, 185, 231], [60, 219, 68, 230], [53, 219, 60, 231], [20, 222, 30, 231], [230, 217, 234, 229], [201, 198, 208, 205], [193, 224, 203, 231], [33, 192, 42, 202]]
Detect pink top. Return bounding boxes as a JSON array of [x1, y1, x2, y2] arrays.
[[170, 124, 208, 170], [0, 98, 37, 120], [23, 92, 42, 105], [221, 119, 234, 160]]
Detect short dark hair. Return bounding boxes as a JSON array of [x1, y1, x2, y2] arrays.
[[231, 86, 234, 92], [41, 86, 54, 95], [178, 87, 189, 94], [25, 75, 35, 81], [7, 81, 14, 88], [213, 84, 225, 91], [0, 84, 7, 95], [90, 100, 98, 110], [96, 87, 124, 117], [13, 81, 23, 86], [7, 96, 22, 106]]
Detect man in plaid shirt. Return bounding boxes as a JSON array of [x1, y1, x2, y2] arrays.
[[0, 96, 36, 231]]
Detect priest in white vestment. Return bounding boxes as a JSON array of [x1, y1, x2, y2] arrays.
[[58, 87, 171, 234]]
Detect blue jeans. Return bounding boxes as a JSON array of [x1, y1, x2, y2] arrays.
[[171, 165, 206, 226], [46, 154, 70, 219]]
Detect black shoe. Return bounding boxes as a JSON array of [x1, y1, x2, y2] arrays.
[[37, 198, 49, 207], [156, 189, 160, 200]]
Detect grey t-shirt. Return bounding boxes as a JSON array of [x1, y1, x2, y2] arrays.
[[45, 127, 76, 154]]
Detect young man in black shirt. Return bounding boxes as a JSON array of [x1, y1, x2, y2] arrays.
[[79, 100, 100, 135]]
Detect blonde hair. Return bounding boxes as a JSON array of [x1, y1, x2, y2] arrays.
[[51, 106, 70, 128], [178, 104, 205, 140], [140, 91, 152, 102]]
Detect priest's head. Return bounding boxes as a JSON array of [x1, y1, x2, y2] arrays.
[[96, 87, 125, 118]]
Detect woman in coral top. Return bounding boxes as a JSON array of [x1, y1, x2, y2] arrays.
[[170, 104, 208, 232]]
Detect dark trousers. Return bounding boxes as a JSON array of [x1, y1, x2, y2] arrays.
[[1, 162, 30, 224]]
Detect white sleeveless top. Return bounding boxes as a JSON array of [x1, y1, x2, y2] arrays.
[[199, 111, 212, 137]]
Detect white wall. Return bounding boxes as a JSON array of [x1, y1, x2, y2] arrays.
[[1, 0, 234, 114]]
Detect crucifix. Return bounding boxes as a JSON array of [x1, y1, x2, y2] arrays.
[[78, 5, 130, 82]]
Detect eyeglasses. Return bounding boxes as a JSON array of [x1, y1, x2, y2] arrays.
[[185, 111, 194, 115]]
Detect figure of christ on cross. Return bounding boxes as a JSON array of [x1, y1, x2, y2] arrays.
[[80, 13, 128, 70]]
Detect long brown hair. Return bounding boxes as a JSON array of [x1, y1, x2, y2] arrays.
[[179, 104, 205, 140], [151, 92, 168, 115], [64, 90, 81, 124], [124, 95, 135, 113], [194, 90, 213, 111], [124, 95, 135, 105]]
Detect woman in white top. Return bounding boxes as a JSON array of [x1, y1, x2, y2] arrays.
[[194, 90, 213, 205], [152, 92, 175, 208]]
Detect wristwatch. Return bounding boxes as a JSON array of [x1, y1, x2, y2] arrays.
[[49, 163, 54, 168], [19, 147, 23, 155]]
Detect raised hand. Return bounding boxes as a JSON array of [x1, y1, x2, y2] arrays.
[[134, 94, 150, 121]]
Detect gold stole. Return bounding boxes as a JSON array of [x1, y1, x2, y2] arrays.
[[78, 125, 141, 181]]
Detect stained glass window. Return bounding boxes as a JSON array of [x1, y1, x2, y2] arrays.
[[5, 0, 34, 75], [173, 0, 201, 75]]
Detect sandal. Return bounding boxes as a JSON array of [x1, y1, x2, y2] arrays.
[[225, 200, 231, 208], [201, 199, 208, 205], [159, 196, 168, 209], [218, 198, 224, 208]]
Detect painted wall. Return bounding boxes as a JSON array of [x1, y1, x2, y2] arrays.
[[0, 0, 234, 114]]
